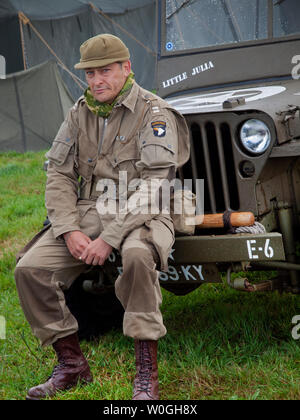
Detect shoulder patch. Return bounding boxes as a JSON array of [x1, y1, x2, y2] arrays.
[[151, 121, 166, 137]]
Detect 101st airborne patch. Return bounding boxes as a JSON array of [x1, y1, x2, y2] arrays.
[[151, 121, 167, 137]]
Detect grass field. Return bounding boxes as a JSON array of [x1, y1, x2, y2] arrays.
[[0, 151, 300, 400]]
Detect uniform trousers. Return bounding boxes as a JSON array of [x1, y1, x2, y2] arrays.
[[14, 202, 168, 346]]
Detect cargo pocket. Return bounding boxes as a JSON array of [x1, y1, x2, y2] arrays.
[[171, 189, 196, 236], [76, 130, 98, 182], [46, 121, 75, 166], [145, 216, 175, 272], [77, 156, 96, 182], [107, 135, 140, 174], [138, 114, 178, 169], [138, 140, 176, 169]]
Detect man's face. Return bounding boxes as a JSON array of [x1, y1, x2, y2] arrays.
[[85, 61, 131, 104]]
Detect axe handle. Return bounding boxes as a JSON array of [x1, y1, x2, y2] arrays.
[[195, 212, 255, 229]]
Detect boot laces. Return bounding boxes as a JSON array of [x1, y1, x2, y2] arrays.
[[136, 342, 152, 393], [48, 360, 66, 380]]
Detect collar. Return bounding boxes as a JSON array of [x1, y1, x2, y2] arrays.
[[118, 81, 139, 113]]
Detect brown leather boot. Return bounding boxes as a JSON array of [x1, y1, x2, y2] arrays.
[[26, 333, 93, 400], [132, 340, 159, 400]]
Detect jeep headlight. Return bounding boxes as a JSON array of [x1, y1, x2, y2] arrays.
[[240, 119, 271, 155]]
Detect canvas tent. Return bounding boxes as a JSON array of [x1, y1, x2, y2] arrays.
[[0, 0, 157, 151], [0, 60, 74, 152], [0, 0, 157, 100]]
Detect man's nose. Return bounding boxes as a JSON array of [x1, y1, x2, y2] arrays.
[[94, 72, 104, 85]]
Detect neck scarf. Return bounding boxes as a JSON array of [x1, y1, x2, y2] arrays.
[[84, 71, 135, 118]]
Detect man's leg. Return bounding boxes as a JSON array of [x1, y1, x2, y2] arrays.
[[114, 221, 174, 400], [14, 204, 101, 399], [116, 246, 166, 341], [15, 227, 93, 399], [15, 225, 88, 342], [115, 245, 163, 400]]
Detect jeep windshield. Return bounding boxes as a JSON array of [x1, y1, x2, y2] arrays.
[[164, 0, 300, 53]]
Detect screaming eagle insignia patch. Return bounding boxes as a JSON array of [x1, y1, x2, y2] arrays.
[[151, 121, 166, 137]]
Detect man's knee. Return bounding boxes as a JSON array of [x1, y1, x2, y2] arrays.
[[14, 265, 25, 285], [15, 266, 52, 296], [122, 247, 157, 276], [14, 265, 33, 291], [15, 249, 36, 270]]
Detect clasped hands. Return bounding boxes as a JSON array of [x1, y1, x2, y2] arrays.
[[63, 230, 112, 266]]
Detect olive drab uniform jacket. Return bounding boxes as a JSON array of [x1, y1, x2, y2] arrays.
[[45, 81, 190, 271]]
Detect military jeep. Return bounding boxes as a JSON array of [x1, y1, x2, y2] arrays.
[[65, 0, 300, 339]]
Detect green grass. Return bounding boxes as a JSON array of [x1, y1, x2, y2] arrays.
[[0, 151, 300, 400]]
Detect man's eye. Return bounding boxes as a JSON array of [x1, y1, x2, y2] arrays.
[[86, 71, 94, 76]]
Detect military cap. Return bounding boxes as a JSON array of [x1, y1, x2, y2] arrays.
[[74, 34, 130, 69]]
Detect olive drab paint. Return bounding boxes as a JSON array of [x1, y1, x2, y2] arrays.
[[154, 0, 300, 294]]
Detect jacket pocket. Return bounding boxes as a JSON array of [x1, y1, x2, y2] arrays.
[[107, 136, 140, 173], [46, 121, 75, 166], [138, 140, 176, 170], [77, 156, 96, 181], [76, 130, 98, 181]]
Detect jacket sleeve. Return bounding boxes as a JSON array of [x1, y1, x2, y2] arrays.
[[99, 107, 179, 251], [45, 108, 81, 239]]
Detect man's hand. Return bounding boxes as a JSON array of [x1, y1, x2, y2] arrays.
[[79, 236, 113, 266], [63, 230, 92, 260]]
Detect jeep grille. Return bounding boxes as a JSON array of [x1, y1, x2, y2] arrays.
[[181, 117, 239, 213], [178, 111, 276, 216]]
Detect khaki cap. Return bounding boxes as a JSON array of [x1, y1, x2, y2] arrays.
[[74, 34, 130, 69]]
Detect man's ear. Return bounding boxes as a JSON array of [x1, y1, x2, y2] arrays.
[[123, 60, 131, 77]]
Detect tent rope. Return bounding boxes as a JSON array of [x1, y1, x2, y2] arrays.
[[18, 12, 28, 70], [18, 11, 86, 91], [57, 62, 88, 87], [89, 2, 156, 57]]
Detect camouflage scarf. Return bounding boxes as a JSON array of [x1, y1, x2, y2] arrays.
[[84, 72, 135, 118]]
